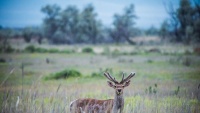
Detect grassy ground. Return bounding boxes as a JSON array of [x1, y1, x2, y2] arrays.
[[0, 44, 200, 113]]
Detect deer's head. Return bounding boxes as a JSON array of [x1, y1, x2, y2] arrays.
[[104, 72, 135, 95]]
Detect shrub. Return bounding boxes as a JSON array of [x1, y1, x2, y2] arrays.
[[60, 49, 74, 54], [82, 47, 93, 53], [5, 45, 15, 53], [35, 47, 48, 53], [111, 49, 121, 56], [145, 84, 158, 94], [148, 48, 161, 53], [25, 45, 35, 53], [91, 72, 103, 78], [0, 45, 15, 53], [0, 58, 6, 63], [48, 48, 59, 53], [45, 69, 81, 80], [147, 59, 153, 63]]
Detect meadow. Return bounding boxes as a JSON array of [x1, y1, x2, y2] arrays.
[[0, 44, 200, 113]]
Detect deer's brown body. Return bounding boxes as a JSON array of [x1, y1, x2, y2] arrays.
[[70, 72, 135, 113], [70, 99, 113, 113]]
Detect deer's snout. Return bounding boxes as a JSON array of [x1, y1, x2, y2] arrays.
[[116, 89, 123, 95], [118, 89, 122, 93]]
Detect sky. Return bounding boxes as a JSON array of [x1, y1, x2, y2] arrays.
[[0, 0, 179, 29]]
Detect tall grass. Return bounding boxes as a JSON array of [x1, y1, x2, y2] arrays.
[[1, 83, 199, 113], [0, 45, 200, 113]]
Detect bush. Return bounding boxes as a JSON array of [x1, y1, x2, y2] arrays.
[[0, 58, 6, 63], [91, 72, 103, 78], [48, 48, 59, 53], [60, 49, 74, 54], [25, 45, 35, 53], [82, 47, 93, 53], [5, 45, 15, 53], [45, 69, 81, 80], [0, 45, 15, 53], [24, 45, 75, 54], [35, 47, 48, 53]]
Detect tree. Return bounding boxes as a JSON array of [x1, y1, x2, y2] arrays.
[[165, 0, 200, 44], [0, 28, 16, 52], [110, 4, 137, 45], [22, 27, 33, 43], [79, 4, 102, 44], [192, 0, 200, 42], [60, 6, 80, 43], [41, 4, 61, 43], [41, 4, 102, 44], [177, 0, 193, 43], [159, 20, 170, 40], [145, 26, 159, 36]]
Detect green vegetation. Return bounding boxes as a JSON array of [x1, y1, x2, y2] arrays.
[[24, 45, 73, 54], [145, 84, 158, 94], [45, 69, 81, 80], [0, 0, 200, 112], [0, 45, 200, 113], [91, 72, 103, 78], [1, 0, 199, 46], [82, 47, 94, 53]]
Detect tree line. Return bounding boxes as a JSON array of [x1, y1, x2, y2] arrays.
[[0, 0, 199, 45], [160, 0, 200, 44]]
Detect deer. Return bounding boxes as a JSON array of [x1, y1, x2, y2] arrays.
[[70, 72, 135, 113]]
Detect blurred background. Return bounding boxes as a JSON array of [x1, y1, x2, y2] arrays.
[[0, 0, 200, 113]]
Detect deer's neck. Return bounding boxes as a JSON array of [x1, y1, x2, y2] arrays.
[[112, 93, 124, 113]]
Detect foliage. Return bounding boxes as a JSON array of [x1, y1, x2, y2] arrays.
[[165, 0, 200, 43], [45, 69, 81, 80], [22, 26, 43, 43], [0, 58, 6, 63], [91, 72, 103, 78], [41, 4, 61, 43], [25, 45, 36, 53], [145, 84, 158, 94], [174, 86, 180, 95], [41, 4, 102, 44], [145, 26, 159, 36], [82, 47, 94, 53], [0, 45, 200, 113], [0, 28, 16, 53], [159, 20, 170, 40], [24, 45, 74, 53], [108, 4, 137, 44], [79, 4, 102, 44], [0, 45, 15, 53]]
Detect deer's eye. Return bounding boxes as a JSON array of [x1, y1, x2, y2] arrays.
[[114, 86, 116, 88]]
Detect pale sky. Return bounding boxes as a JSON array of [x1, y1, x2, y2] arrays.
[[0, 0, 179, 29]]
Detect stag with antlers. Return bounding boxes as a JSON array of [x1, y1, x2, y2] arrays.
[[70, 72, 135, 113]]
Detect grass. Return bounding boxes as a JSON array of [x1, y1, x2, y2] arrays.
[[0, 44, 200, 113], [44, 69, 82, 80]]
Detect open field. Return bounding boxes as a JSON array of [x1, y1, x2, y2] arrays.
[[0, 44, 200, 113]]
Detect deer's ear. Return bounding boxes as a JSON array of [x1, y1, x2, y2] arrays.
[[124, 80, 131, 87], [107, 81, 114, 88]]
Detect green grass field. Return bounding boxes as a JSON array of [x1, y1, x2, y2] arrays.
[[0, 44, 200, 113]]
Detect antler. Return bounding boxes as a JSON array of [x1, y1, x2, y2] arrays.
[[120, 72, 135, 83], [104, 72, 119, 84], [121, 72, 125, 83]]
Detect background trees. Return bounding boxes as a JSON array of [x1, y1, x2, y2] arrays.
[[0, 1, 199, 45], [41, 4, 62, 44], [41, 4, 102, 44], [164, 0, 200, 44], [109, 4, 137, 45]]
